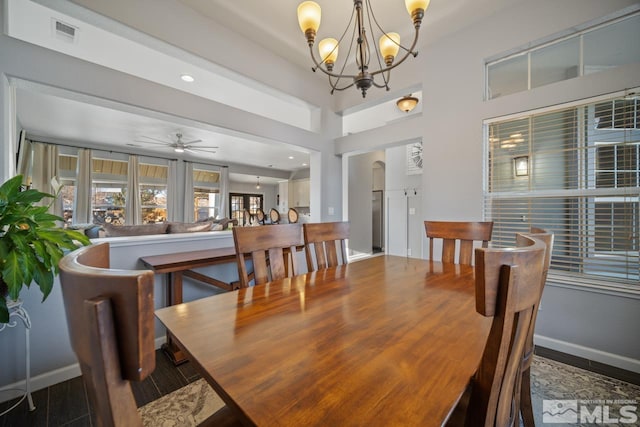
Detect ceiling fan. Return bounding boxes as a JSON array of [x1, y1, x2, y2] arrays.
[[135, 132, 218, 154]]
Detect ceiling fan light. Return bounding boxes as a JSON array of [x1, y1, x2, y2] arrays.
[[174, 147, 185, 153], [397, 95, 419, 113]]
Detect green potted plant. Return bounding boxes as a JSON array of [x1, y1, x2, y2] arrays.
[[0, 175, 90, 323]]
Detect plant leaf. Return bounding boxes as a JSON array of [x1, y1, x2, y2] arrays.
[[2, 251, 24, 300], [34, 262, 54, 301], [0, 175, 23, 200]]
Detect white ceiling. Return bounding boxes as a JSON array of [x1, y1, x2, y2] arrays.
[[17, 87, 310, 171], [13, 0, 521, 179], [177, 0, 521, 70]]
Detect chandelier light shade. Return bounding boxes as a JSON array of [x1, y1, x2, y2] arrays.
[[397, 94, 419, 112], [297, 0, 430, 98]]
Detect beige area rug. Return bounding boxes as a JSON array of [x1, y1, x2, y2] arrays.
[[138, 379, 225, 427]]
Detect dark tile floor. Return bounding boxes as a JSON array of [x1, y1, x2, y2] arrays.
[[0, 349, 200, 427], [2, 347, 638, 426]]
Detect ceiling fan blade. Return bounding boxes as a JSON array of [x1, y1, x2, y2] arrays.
[[189, 147, 217, 154], [138, 135, 171, 144], [133, 139, 172, 146], [182, 139, 203, 145], [186, 144, 218, 150]]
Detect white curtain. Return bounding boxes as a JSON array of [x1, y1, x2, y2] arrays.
[[183, 162, 194, 222], [31, 143, 62, 216], [74, 149, 92, 224], [166, 160, 179, 222], [126, 155, 141, 225], [218, 166, 229, 219]]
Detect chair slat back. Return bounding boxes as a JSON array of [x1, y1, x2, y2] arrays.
[[256, 208, 266, 224], [288, 208, 299, 224], [59, 242, 155, 427], [424, 221, 493, 265], [466, 235, 546, 427], [303, 222, 350, 271], [514, 228, 554, 427], [233, 224, 303, 288], [269, 208, 280, 224], [515, 228, 554, 361], [242, 209, 251, 226]]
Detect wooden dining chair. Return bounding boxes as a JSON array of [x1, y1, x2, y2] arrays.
[[232, 223, 303, 288], [424, 221, 493, 265], [269, 208, 281, 224], [242, 209, 252, 226], [255, 208, 266, 225], [447, 234, 547, 427], [516, 228, 554, 427], [287, 207, 299, 224], [58, 242, 239, 427], [303, 221, 349, 272]]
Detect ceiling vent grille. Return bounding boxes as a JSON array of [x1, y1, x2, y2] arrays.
[[52, 19, 77, 43]]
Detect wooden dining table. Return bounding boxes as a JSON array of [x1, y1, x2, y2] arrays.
[[155, 255, 492, 426]]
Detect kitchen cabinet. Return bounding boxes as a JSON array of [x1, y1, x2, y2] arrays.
[[289, 179, 310, 207], [278, 181, 289, 213]]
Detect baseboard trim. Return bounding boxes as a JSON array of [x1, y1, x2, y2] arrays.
[[0, 363, 81, 404], [155, 335, 167, 349], [0, 335, 169, 404], [534, 335, 640, 385]]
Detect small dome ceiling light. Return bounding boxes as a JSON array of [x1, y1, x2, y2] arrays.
[[397, 94, 419, 113]]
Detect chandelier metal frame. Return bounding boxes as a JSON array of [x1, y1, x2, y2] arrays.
[[298, 0, 427, 98]]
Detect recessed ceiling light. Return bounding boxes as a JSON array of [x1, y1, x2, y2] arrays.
[[288, 156, 294, 159], [302, 163, 308, 166], [181, 74, 195, 83]]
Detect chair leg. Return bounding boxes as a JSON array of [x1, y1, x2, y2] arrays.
[[520, 366, 535, 427]]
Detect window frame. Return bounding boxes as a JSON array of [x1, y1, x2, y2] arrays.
[[483, 89, 640, 291]]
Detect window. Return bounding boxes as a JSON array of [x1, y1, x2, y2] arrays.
[[139, 163, 168, 223], [193, 168, 220, 221], [92, 158, 127, 225], [486, 11, 640, 99], [58, 153, 77, 224], [230, 193, 263, 224], [484, 91, 639, 285]]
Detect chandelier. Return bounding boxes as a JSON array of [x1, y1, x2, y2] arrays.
[[297, 0, 429, 98]]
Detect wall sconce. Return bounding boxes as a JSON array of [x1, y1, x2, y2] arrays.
[[256, 176, 261, 189], [514, 156, 529, 177]]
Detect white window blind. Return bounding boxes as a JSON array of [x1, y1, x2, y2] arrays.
[[484, 91, 639, 286]]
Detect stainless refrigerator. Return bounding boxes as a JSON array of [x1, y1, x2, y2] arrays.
[[372, 190, 383, 252]]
